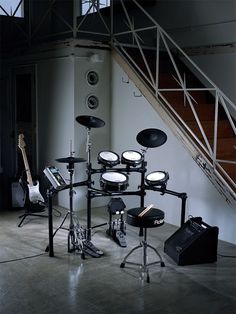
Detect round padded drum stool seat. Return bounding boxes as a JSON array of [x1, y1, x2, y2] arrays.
[[120, 207, 165, 283], [127, 207, 164, 229]]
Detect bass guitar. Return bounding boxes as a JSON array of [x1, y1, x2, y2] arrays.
[[18, 133, 45, 204]]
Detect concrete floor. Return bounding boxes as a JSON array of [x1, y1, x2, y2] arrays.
[[0, 206, 236, 314]]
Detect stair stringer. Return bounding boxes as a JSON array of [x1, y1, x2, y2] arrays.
[[112, 49, 236, 207]]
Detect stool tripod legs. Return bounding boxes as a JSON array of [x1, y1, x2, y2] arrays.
[[120, 228, 165, 283], [120, 243, 142, 267]]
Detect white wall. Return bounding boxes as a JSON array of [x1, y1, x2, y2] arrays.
[[37, 46, 111, 210], [192, 53, 236, 105], [37, 57, 75, 209], [151, 1, 236, 47], [111, 60, 236, 245]]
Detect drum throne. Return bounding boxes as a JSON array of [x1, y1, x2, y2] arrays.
[[120, 206, 165, 283]]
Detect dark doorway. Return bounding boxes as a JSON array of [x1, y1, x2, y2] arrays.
[[13, 66, 37, 180]]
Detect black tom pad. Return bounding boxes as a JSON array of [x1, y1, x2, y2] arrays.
[[127, 207, 164, 228]]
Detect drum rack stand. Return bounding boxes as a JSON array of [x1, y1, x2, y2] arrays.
[[85, 160, 147, 241], [45, 124, 187, 258], [46, 163, 187, 258]]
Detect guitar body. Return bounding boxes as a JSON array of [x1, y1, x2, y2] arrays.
[[19, 176, 45, 212], [18, 133, 45, 212], [28, 180, 45, 204]]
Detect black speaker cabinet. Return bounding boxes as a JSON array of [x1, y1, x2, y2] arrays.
[[164, 217, 219, 266]]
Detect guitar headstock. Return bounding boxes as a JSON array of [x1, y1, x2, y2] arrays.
[[18, 133, 26, 151]]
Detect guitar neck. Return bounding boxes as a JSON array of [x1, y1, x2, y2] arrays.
[[21, 148, 34, 186]]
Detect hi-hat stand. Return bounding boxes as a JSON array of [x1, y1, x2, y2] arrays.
[[76, 115, 106, 242], [45, 154, 104, 258], [63, 160, 83, 254], [45, 159, 85, 257]]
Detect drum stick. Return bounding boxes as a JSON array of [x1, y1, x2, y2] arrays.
[[138, 204, 154, 217]]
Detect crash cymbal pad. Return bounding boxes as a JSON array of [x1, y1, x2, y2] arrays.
[[136, 128, 167, 148], [55, 157, 86, 163], [75, 115, 105, 128]]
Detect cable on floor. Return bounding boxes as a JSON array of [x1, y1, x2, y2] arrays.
[[218, 254, 236, 258], [0, 252, 47, 264]]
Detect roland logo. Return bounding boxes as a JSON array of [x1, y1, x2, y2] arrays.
[[153, 218, 164, 225]]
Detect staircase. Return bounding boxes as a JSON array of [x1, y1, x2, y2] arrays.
[[158, 52, 236, 187], [112, 44, 236, 205], [109, 0, 236, 207]]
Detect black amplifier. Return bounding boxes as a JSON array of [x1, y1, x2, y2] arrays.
[[164, 217, 219, 266]]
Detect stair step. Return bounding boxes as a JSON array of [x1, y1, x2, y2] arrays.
[[161, 90, 211, 106], [215, 138, 236, 161], [163, 99, 216, 121], [196, 138, 236, 162], [159, 74, 182, 88], [218, 163, 236, 184], [159, 73, 204, 89], [187, 120, 235, 139]]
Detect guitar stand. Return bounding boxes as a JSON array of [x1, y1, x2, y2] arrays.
[[18, 206, 47, 227], [17, 177, 47, 227]]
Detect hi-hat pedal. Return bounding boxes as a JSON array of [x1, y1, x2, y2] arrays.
[[113, 230, 127, 247]]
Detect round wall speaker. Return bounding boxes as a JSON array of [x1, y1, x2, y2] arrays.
[[86, 95, 99, 110], [86, 70, 99, 86]]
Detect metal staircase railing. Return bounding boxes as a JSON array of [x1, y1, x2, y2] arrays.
[[106, 0, 236, 204]]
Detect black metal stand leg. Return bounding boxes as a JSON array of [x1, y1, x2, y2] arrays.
[[48, 188, 54, 257], [181, 194, 187, 226], [87, 189, 92, 241], [18, 214, 27, 227], [18, 212, 47, 228], [45, 210, 70, 253], [120, 243, 142, 268]]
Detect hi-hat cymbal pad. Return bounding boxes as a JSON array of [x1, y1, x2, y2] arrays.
[[136, 128, 167, 148], [75, 115, 105, 128]]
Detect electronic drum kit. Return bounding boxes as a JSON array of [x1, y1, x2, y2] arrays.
[[46, 115, 187, 258]]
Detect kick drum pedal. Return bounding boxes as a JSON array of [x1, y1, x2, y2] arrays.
[[106, 197, 127, 247], [82, 239, 104, 258]]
